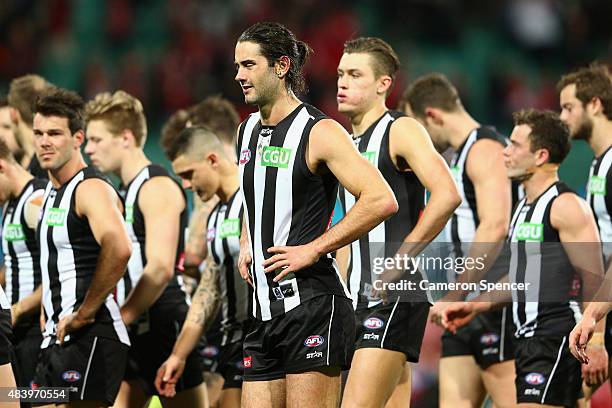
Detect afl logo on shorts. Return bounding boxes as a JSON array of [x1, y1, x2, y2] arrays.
[[62, 370, 81, 382], [479, 333, 500, 345], [240, 149, 251, 165], [363, 317, 384, 330], [525, 372, 545, 385], [304, 335, 325, 347]]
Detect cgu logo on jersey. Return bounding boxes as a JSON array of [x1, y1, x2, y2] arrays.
[[304, 335, 325, 347], [588, 175, 606, 195], [125, 205, 134, 224], [515, 222, 544, 242], [261, 146, 291, 169], [46, 208, 67, 227], [240, 149, 251, 165], [361, 151, 377, 165], [219, 218, 241, 239], [4, 224, 25, 242]]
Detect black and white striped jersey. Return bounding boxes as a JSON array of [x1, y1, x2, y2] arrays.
[[338, 111, 428, 310], [447, 126, 515, 247], [206, 190, 249, 345], [0, 286, 9, 309], [38, 167, 130, 347], [2, 178, 47, 304], [116, 164, 188, 307], [586, 145, 612, 259], [237, 103, 350, 321], [508, 182, 582, 338]]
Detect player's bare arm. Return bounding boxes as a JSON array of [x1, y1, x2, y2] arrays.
[[56, 178, 132, 344], [263, 118, 398, 281], [120, 176, 185, 326], [155, 256, 220, 397]]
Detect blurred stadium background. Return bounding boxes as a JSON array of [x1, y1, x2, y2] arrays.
[[1, 0, 611, 406]]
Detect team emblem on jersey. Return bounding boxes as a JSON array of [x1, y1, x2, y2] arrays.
[[62, 370, 81, 382], [515, 222, 544, 241], [240, 149, 251, 165], [588, 175, 606, 195], [261, 146, 292, 169], [363, 317, 384, 330], [304, 335, 325, 347], [4, 224, 25, 242], [479, 333, 500, 345], [207, 227, 216, 242], [46, 208, 67, 226], [525, 372, 545, 385]]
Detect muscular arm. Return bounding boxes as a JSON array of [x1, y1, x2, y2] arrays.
[[184, 195, 218, 279], [11, 285, 41, 326], [121, 177, 186, 325], [74, 179, 132, 321], [307, 119, 398, 255], [389, 117, 460, 252], [171, 256, 220, 360]]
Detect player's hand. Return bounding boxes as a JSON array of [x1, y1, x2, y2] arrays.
[[56, 312, 94, 345], [569, 316, 597, 364], [581, 345, 609, 386], [442, 302, 479, 333], [429, 302, 448, 327], [155, 354, 186, 397], [264, 243, 320, 282], [238, 242, 253, 287]]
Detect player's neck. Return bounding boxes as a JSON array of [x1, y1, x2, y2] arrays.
[[217, 167, 240, 203], [589, 118, 612, 157], [119, 149, 150, 185], [259, 91, 301, 126], [446, 112, 480, 150], [522, 170, 559, 203], [49, 153, 87, 188], [350, 102, 387, 137], [10, 166, 34, 199]]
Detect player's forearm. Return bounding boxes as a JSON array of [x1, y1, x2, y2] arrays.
[[11, 285, 42, 322], [582, 302, 612, 326], [311, 188, 397, 257], [0, 265, 5, 287], [171, 321, 205, 360], [77, 236, 131, 320], [185, 272, 220, 331], [120, 264, 173, 324]]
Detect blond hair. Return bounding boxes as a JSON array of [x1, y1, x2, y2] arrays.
[[85, 90, 147, 147]]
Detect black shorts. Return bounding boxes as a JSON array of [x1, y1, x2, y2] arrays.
[[0, 310, 13, 365], [12, 323, 42, 388], [514, 336, 582, 407], [441, 307, 514, 369], [201, 320, 223, 373], [124, 301, 204, 395], [354, 300, 429, 362], [33, 335, 128, 406], [242, 294, 354, 381], [218, 341, 244, 389], [605, 311, 611, 355]]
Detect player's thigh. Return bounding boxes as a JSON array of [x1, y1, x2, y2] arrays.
[[241, 379, 286, 408], [218, 388, 241, 408], [160, 382, 209, 408], [342, 348, 405, 408], [481, 360, 516, 408], [384, 362, 411, 408], [111, 380, 149, 408], [439, 356, 486, 408], [287, 366, 341, 408], [0, 364, 18, 408]]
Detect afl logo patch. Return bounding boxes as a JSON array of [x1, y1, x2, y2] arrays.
[[304, 335, 325, 347], [62, 370, 81, 382], [240, 149, 251, 164], [525, 372, 545, 385], [363, 317, 384, 330], [479, 333, 500, 345]]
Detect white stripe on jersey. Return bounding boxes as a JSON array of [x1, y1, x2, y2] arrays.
[[239, 113, 263, 318], [39, 182, 54, 347], [2, 184, 36, 303], [0, 286, 9, 309], [120, 168, 150, 305], [588, 149, 612, 257]]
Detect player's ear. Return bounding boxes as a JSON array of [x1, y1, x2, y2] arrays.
[[377, 75, 392, 95], [425, 107, 443, 126]]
